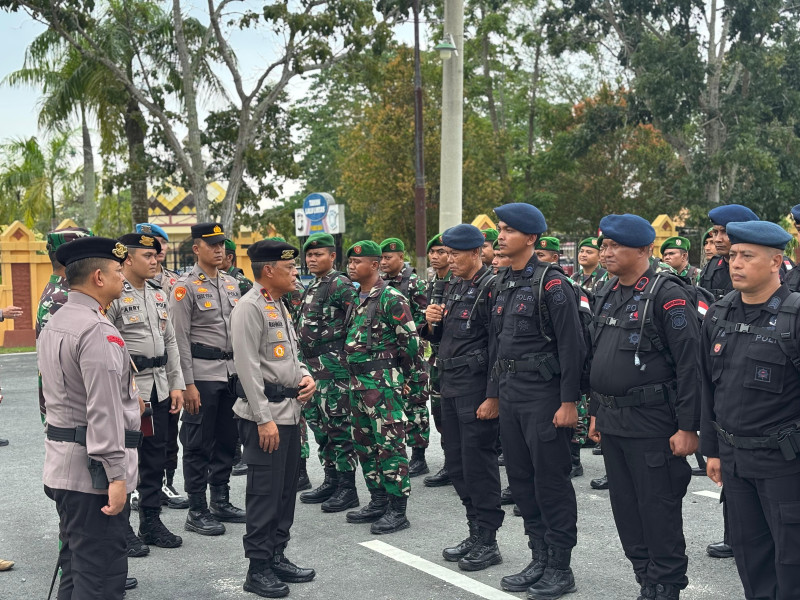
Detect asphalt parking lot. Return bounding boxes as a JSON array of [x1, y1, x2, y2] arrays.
[[0, 353, 743, 599]]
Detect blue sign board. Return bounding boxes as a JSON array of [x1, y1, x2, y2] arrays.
[[303, 193, 330, 223]]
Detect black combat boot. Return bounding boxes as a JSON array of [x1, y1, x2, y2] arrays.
[[346, 489, 389, 523], [210, 484, 246, 523], [654, 584, 681, 600], [500, 486, 514, 505], [590, 474, 609, 490], [271, 552, 316, 583], [636, 575, 656, 600], [408, 447, 429, 477], [139, 506, 182, 548], [370, 495, 410, 534], [161, 470, 190, 509], [569, 442, 583, 478], [458, 527, 503, 572], [442, 520, 479, 562], [125, 522, 150, 557], [185, 493, 225, 536], [321, 470, 359, 512], [526, 546, 576, 600], [300, 467, 337, 504], [232, 444, 248, 476], [297, 458, 312, 491], [244, 559, 289, 598], [125, 577, 138, 590], [423, 465, 451, 487], [501, 537, 547, 592]]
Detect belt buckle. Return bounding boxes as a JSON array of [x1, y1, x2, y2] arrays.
[[735, 323, 751, 333], [506, 360, 516, 374]]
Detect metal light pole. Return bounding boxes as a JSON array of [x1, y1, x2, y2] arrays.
[[413, 0, 428, 278], [438, 0, 464, 231]]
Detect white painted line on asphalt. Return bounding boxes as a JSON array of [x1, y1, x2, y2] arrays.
[[0, 351, 36, 356], [693, 490, 721, 500], [360, 539, 517, 600]]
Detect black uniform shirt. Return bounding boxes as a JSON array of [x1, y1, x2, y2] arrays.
[[426, 266, 493, 398], [699, 256, 733, 300], [590, 268, 700, 437], [487, 255, 585, 413], [700, 285, 800, 478]]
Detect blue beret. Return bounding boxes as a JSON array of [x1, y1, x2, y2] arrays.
[[791, 204, 800, 223], [442, 224, 485, 250], [136, 223, 169, 241], [494, 203, 547, 235], [726, 221, 793, 250], [708, 204, 758, 226], [598, 214, 655, 248]]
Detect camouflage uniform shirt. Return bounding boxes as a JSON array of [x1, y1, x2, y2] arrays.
[[36, 274, 70, 339], [226, 266, 254, 296]]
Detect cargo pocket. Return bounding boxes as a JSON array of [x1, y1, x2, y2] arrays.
[[743, 343, 785, 394], [456, 402, 477, 424], [644, 451, 672, 497], [179, 409, 204, 450], [537, 420, 557, 443], [246, 466, 273, 495], [778, 501, 800, 564]]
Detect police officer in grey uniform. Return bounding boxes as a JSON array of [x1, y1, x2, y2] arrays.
[[106, 233, 185, 551], [169, 222, 244, 536], [232, 240, 317, 598], [39, 237, 140, 600]]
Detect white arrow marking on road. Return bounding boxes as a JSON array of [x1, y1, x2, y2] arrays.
[[360, 539, 517, 600], [692, 490, 721, 500]]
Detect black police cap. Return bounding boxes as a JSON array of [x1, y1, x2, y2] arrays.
[[118, 233, 162, 254], [247, 240, 300, 262], [55, 237, 128, 267], [191, 222, 226, 244]]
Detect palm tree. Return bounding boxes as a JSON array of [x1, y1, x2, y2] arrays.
[[0, 134, 81, 229]]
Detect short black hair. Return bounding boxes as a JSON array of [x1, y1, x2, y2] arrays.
[[48, 250, 62, 269], [65, 257, 115, 287], [251, 260, 277, 279]]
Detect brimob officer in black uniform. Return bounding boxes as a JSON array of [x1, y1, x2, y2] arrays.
[[423, 224, 504, 572], [588, 214, 699, 600], [700, 204, 759, 300], [489, 203, 585, 600], [784, 204, 800, 292], [700, 220, 800, 600]]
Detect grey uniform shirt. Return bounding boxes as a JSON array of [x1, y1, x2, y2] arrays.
[[152, 265, 179, 297], [232, 286, 308, 426], [39, 291, 141, 495], [106, 278, 185, 402], [169, 264, 241, 385]]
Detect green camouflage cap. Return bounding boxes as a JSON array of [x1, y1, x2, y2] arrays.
[[46, 227, 93, 252], [537, 236, 560, 252], [427, 233, 445, 252], [347, 240, 382, 257], [304, 232, 335, 253], [481, 228, 498, 242], [380, 237, 405, 253]]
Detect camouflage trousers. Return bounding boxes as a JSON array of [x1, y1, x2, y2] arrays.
[[350, 386, 410, 498], [405, 379, 430, 449], [571, 394, 590, 446], [302, 378, 357, 473], [300, 415, 310, 459]]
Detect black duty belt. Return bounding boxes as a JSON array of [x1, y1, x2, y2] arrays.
[[347, 358, 400, 375], [713, 421, 800, 461], [301, 339, 345, 359], [496, 353, 560, 381], [191, 342, 233, 361], [595, 382, 676, 409], [440, 348, 488, 371], [47, 425, 142, 448], [131, 353, 168, 371], [235, 379, 298, 403]]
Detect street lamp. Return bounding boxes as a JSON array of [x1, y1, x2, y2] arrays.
[[434, 35, 458, 60]]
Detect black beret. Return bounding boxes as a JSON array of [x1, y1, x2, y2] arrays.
[[726, 221, 793, 250], [191, 222, 226, 244], [442, 224, 486, 250], [118, 233, 162, 254], [56, 236, 128, 266], [247, 240, 300, 262]]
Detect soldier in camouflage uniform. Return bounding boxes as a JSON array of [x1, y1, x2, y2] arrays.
[[295, 233, 360, 512], [223, 238, 254, 296], [344, 240, 421, 534], [379, 237, 431, 477], [659, 236, 700, 285], [36, 227, 93, 422], [481, 229, 498, 267], [421, 233, 453, 488]]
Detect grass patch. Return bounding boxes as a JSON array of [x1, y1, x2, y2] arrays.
[[0, 346, 35, 354]]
